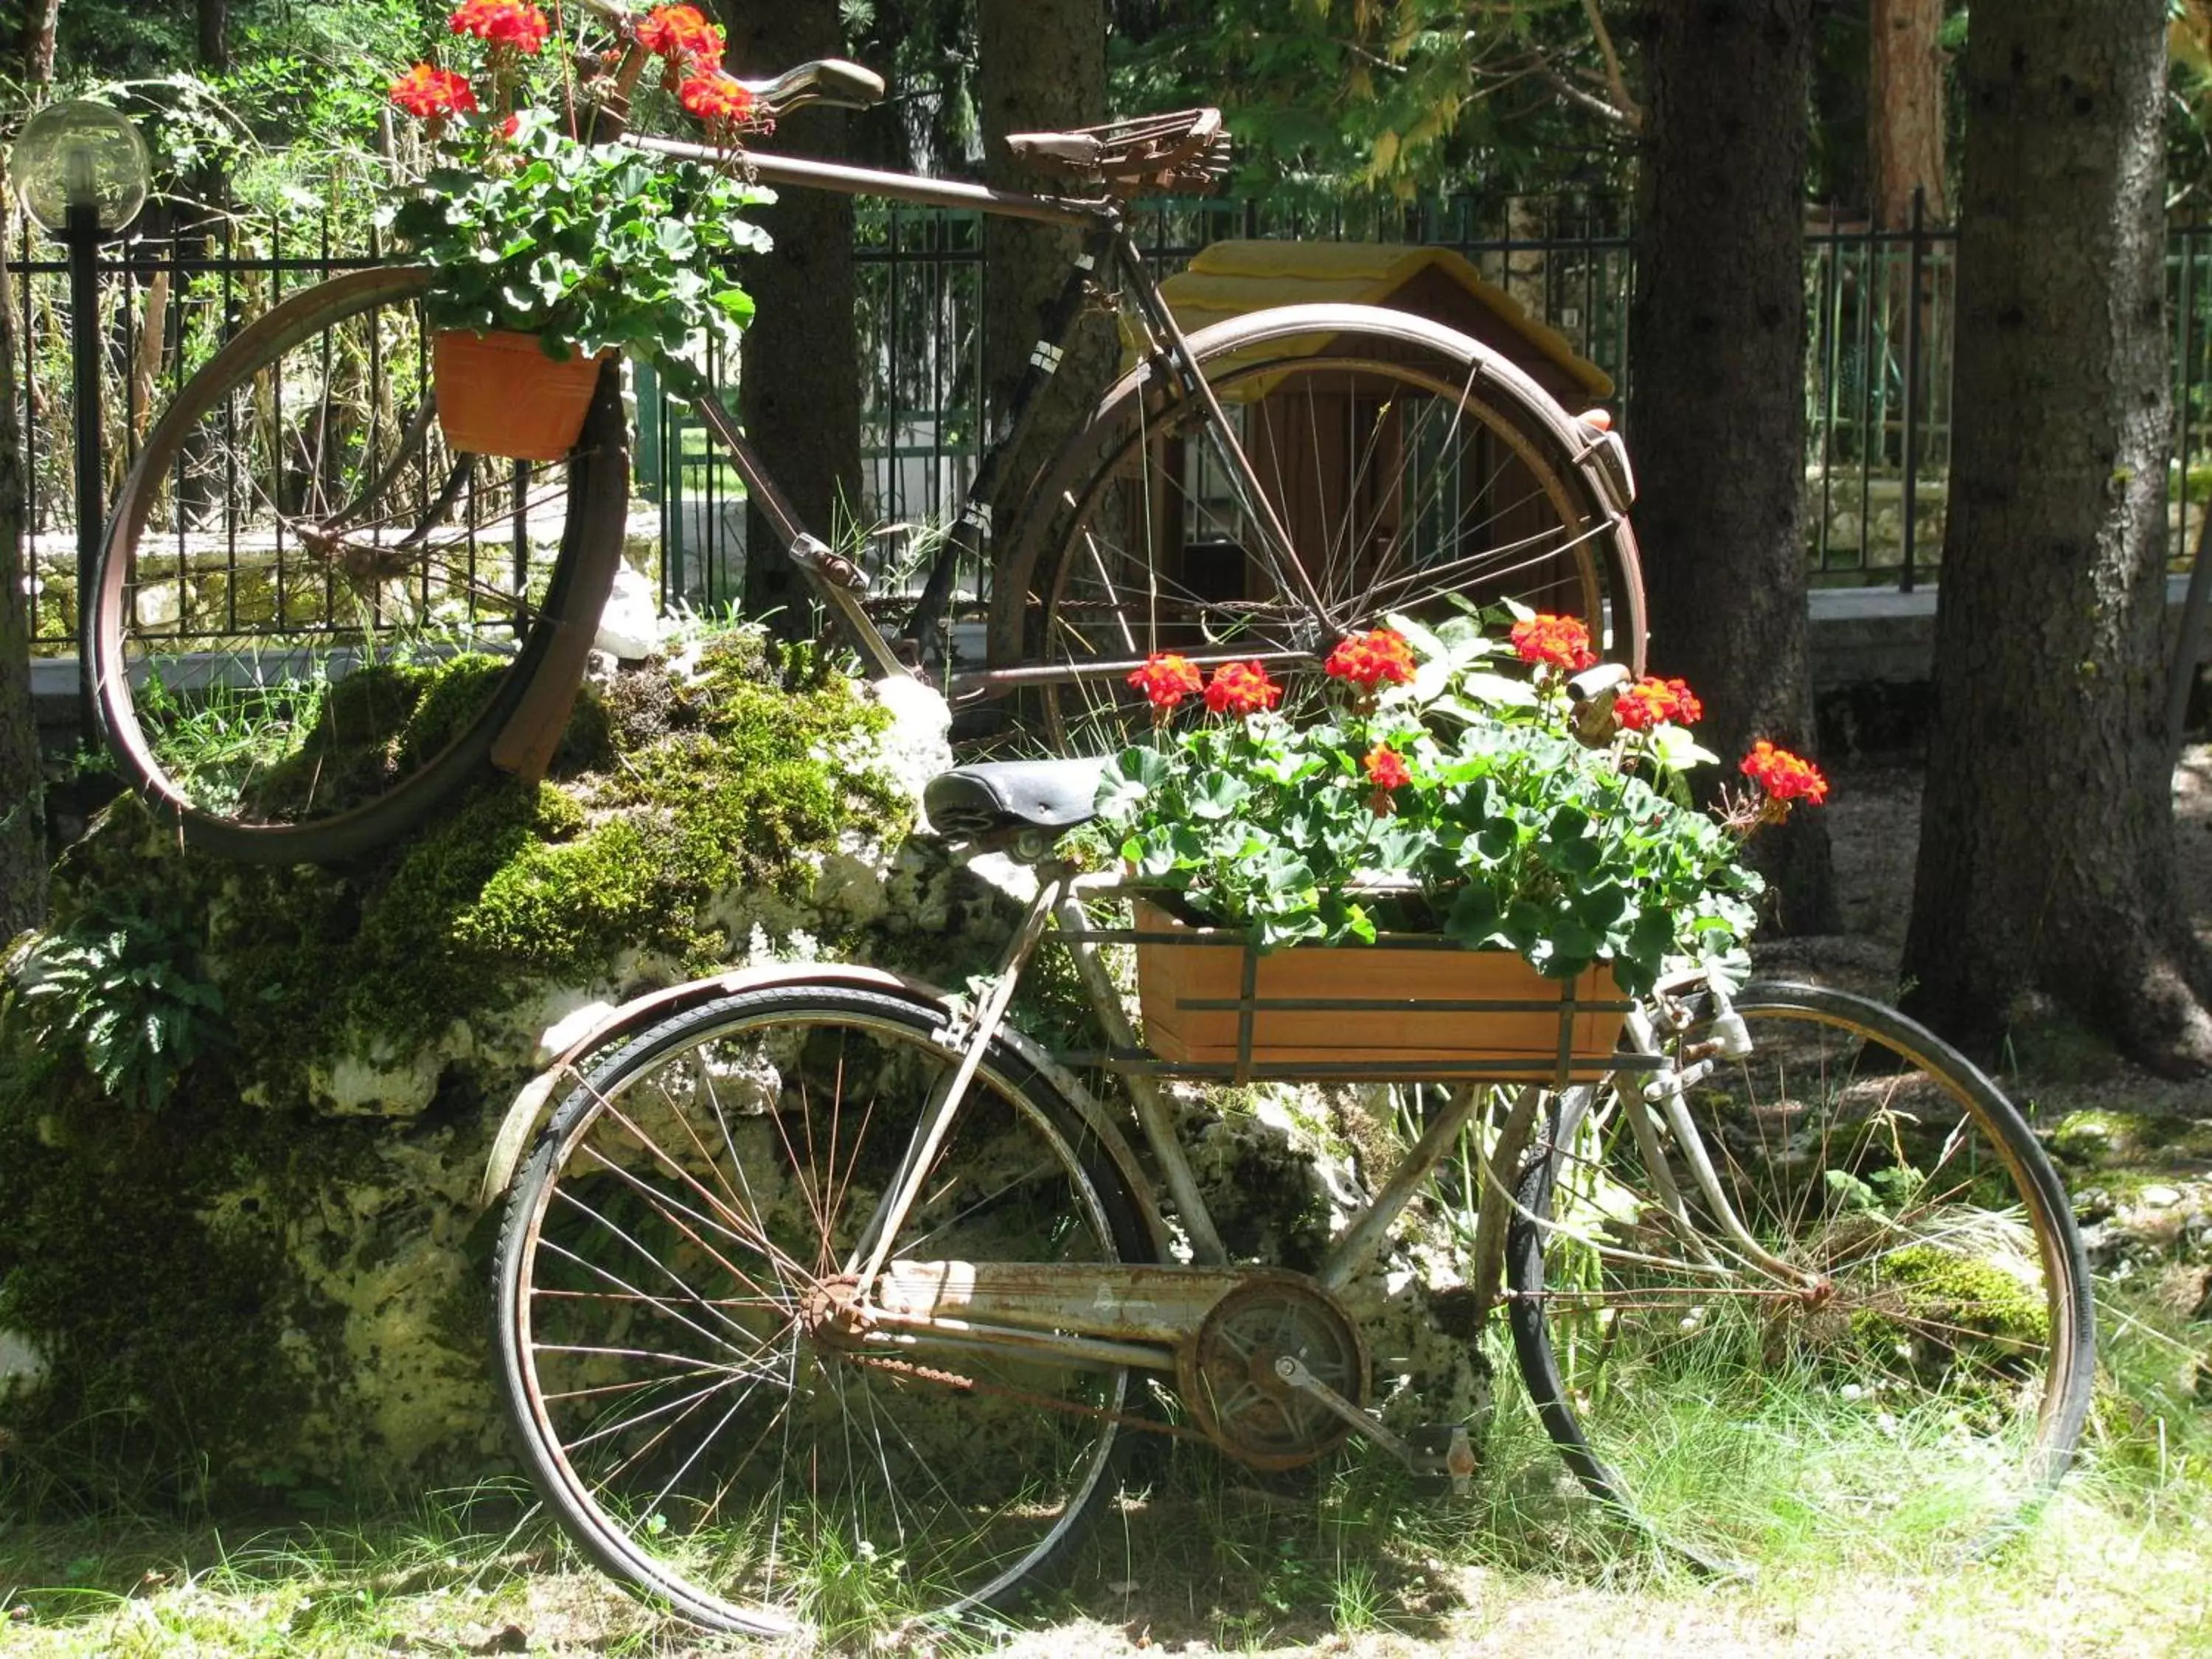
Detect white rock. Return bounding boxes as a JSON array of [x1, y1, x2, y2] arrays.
[[2140, 1184, 2184, 1209], [594, 563, 662, 661], [0, 1329, 46, 1398], [536, 995, 619, 1064], [868, 673, 953, 812], [309, 1043, 445, 1116]]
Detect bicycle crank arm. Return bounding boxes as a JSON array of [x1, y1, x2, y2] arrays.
[[1271, 1354, 1479, 1495]]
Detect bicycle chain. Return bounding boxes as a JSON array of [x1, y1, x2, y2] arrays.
[[840, 1350, 1214, 1444]]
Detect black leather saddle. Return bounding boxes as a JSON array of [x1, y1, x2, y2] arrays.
[[923, 757, 1109, 838]]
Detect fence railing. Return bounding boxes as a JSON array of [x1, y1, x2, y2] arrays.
[[15, 198, 2209, 656]]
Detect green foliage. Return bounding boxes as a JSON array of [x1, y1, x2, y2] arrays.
[[7, 897, 225, 1112], [386, 112, 772, 366], [1113, 0, 1637, 203], [1097, 608, 1761, 995]]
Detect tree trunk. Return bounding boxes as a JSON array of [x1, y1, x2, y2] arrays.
[[1868, 0, 1945, 228], [0, 210, 49, 937], [197, 0, 229, 72], [23, 0, 56, 91], [1628, 0, 1836, 933], [721, 0, 862, 636], [1900, 0, 2212, 1077], [977, 0, 1109, 544]]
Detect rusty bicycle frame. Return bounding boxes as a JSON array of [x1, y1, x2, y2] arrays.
[[530, 0, 1337, 718], [510, 851, 1794, 1488]]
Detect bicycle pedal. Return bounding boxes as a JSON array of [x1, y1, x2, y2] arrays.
[[1405, 1423, 1480, 1498]]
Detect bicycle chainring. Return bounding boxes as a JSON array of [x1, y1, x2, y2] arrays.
[[1178, 1273, 1368, 1470]]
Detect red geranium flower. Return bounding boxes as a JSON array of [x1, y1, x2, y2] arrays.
[[1127, 652, 1203, 712], [1363, 742, 1411, 815], [1509, 613, 1597, 673], [1739, 740, 1830, 805], [639, 3, 726, 66], [1203, 661, 1281, 717], [679, 68, 759, 125], [1615, 675, 1704, 731], [448, 0, 551, 53], [1324, 627, 1417, 690], [389, 63, 479, 118]]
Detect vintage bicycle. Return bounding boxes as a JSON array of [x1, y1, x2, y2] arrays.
[[481, 758, 2095, 1637], [85, 0, 1643, 867]]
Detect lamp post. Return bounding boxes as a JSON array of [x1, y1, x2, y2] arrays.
[[7, 99, 150, 742]]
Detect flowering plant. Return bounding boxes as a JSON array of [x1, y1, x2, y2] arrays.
[[380, 2, 773, 369], [1096, 608, 1829, 996]]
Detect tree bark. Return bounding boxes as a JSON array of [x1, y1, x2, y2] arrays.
[[977, 0, 1110, 543], [0, 210, 49, 937], [1628, 0, 1836, 933], [23, 0, 56, 92], [720, 0, 862, 636], [1868, 0, 1944, 228], [1900, 0, 2212, 1077], [197, 0, 229, 72]]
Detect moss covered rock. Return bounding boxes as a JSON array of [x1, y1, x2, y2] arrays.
[[0, 629, 979, 1503]]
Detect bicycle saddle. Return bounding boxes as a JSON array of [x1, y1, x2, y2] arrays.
[[924, 757, 1108, 837], [1004, 108, 1231, 200]]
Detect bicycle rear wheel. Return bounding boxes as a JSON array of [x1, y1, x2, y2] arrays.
[[88, 265, 630, 865], [1505, 983, 2094, 1570], [990, 302, 1645, 748], [493, 984, 1152, 1638]]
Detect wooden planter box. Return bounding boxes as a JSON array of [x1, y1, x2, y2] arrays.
[[1133, 900, 1626, 1077]]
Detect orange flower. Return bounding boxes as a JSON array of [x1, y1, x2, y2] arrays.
[[638, 3, 726, 66], [1324, 627, 1417, 690], [1509, 613, 1597, 672], [1203, 661, 1281, 717], [679, 68, 759, 125], [448, 0, 551, 52], [1363, 742, 1411, 815], [1127, 652, 1203, 712], [1615, 675, 1703, 731], [1739, 740, 1829, 804], [1363, 743, 1411, 790], [389, 63, 479, 118]]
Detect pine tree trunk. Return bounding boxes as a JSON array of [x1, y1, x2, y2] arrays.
[[1628, 0, 1836, 933], [23, 0, 56, 91], [1900, 0, 2212, 1077], [197, 0, 229, 72], [1868, 0, 1945, 228], [0, 210, 49, 938], [977, 0, 1109, 544], [722, 0, 862, 634]]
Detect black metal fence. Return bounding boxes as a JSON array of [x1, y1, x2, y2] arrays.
[[16, 198, 2210, 655]]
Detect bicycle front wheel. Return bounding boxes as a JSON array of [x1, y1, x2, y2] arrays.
[[493, 984, 1153, 1638], [991, 302, 1645, 748], [1505, 983, 2093, 1570], [89, 265, 630, 865]]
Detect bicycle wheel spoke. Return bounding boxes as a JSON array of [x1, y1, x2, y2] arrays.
[[497, 987, 1144, 1637], [1509, 985, 2091, 1571], [1019, 333, 1638, 746]]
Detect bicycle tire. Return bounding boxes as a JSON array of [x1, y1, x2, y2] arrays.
[[1504, 981, 2095, 1570], [989, 302, 1646, 748], [493, 984, 1154, 1638], [88, 265, 630, 866]]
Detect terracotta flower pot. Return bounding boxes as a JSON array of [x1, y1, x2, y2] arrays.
[[1133, 899, 1627, 1077], [434, 329, 613, 462]]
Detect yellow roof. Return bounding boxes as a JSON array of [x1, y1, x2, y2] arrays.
[[1149, 240, 1613, 401]]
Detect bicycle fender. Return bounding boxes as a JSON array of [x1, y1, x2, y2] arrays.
[[477, 964, 1169, 1262]]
